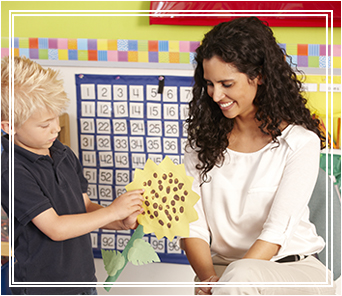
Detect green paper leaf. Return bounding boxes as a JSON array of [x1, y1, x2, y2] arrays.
[[101, 249, 126, 276], [127, 238, 161, 266]]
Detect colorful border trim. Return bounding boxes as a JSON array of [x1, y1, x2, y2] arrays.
[[1, 37, 341, 68]]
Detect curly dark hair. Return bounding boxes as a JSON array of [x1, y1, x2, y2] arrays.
[[186, 17, 325, 184]]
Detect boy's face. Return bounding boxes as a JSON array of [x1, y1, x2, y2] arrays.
[[13, 108, 61, 156]]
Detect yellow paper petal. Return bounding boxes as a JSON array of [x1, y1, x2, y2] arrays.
[[125, 156, 200, 241]]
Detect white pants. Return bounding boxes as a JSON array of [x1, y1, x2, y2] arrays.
[[199, 256, 336, 295]]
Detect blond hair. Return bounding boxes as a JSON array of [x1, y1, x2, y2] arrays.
[[1, 56, 69, 127]]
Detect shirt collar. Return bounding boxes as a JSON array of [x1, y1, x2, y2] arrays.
[[1, 135, 66, 163]]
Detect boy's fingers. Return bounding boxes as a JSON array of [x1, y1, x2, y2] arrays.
[[126, 189, 144, 195], [133, 193, 145, 202], [132, 205, 144, 213], [124, 189, 145, 199], [128, 194, 144, 203], [131, 208, 144, 217]]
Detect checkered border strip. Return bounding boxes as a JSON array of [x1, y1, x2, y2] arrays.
[[1, 38, 341, 68]]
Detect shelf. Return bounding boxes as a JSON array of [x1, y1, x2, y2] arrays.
[[1, 241, 10, 257], [321, 149, 342, 155]]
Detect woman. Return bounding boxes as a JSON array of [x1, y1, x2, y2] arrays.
[[182, 17, 335, 295]]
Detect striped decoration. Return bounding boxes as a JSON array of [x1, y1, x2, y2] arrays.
[[1, 37, 341, 69]]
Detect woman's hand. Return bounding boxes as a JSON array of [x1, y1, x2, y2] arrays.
[[195, 275, 220, 295]]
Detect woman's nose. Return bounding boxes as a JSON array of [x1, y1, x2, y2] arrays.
[[211, 86, 224, 102]]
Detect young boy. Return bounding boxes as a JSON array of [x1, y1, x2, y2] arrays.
[[1, 56, 144, 295]]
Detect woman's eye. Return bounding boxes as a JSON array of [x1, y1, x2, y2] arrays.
[[223, 83, 232, 88], [40, 125, 49, 128]]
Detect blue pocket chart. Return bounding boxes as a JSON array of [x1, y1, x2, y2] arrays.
[[76, 73, 194, 264]]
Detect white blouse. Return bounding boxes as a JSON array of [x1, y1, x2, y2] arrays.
[[184, 124, 325, 261]]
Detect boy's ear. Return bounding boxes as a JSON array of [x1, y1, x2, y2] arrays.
[[1, 121, 15, 135]]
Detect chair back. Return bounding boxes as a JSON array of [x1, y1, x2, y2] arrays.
[[308, 168, 341, 280]]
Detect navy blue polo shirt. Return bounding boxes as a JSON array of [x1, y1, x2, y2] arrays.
[[1, 135, 97, 295]]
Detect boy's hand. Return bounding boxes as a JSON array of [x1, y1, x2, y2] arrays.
[[122, 211, 141, 230], [109, 189, 144, 221]]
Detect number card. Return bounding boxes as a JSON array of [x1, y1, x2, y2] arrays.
[[113, 136, 129, 152], [96, 119, 111, 134], [146, 85, 161, 101], [115, 170, 130, 185], [76, 74, 193, 264], [130, 120, 145, 135], [167, 237, 183, 254], [130, 103, 144, 118], [97, 84, 112, 100], [113, 85, 127, 100], [147, 103, 162, 119], [180, 86, 193, 102], [87, 184, 97, 199], [82, 101, 95, 117], [114, 102, 128, 117], [129, 137, 145, 152], [81, 84, 95, 100], [99, 151, 114, 167], [163, 86, 178, 102], [97, 135, 111, 150], [129, 85, 144, 101], [147, 120, 162, 137], [80, 118, 95, 134], [98, 185, 113, 200], [82, 151, 96, 167], [91, 233, 98, 248], [113, 119, 128, 134], [116, 235, 130, 251], [80, 135, 94, 150], [101, 234, 115, 249], [97, 102, 112, 117]]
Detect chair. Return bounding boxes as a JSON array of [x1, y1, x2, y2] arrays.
[[204, 168, 341, 295], [1, 262, 12, 295], [210, 168, 341, 280], [308, 168, 341, 281]]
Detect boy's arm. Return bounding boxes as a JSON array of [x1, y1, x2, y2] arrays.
[[32, 189, 144, 241], [83, 193, 140, 230]]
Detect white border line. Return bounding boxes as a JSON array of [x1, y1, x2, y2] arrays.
[[10, 9, 16, 291], [325, 13, 330, 284], [7, 9, 336, 289], [10, 12, 333, 16], [329, 9, 334, 284]]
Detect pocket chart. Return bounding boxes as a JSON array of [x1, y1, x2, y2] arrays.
[[76, 73, 193, 264]]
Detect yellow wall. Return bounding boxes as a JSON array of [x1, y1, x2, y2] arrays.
[[1, 1, 341, 46], [1, 1, 340, 146], [303, 75, 341, 146]]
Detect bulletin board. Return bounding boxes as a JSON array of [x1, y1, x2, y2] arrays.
[[74, 71, 341, 264], [302, 74, 341, 146], [75, 73, 194, 264]]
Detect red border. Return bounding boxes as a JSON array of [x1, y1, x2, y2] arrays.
[[149, 1, 341, 27]]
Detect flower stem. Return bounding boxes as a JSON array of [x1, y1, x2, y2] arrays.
[[104, 224, 145, 291]]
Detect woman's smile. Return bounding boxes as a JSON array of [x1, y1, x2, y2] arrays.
[[218, 101, 235, 110], [203, 56, 260, 120]]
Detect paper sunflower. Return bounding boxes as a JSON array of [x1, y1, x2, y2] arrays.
[[125, 156, 200, 241], [102, 156, 200, 289]]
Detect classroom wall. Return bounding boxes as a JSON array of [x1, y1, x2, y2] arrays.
[[1, 2, 341, 294], [1, 1, 341, 45], [2, 1, 341, 75]]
